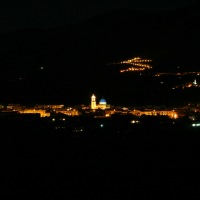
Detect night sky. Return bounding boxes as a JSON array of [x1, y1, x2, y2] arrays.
[[0, 0, 197, 33]]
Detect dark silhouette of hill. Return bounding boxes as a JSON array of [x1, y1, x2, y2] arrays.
[[0, 5, 200, 104], [0, 7, 199, 71]]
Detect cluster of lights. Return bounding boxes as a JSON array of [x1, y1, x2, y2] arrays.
[[120, 67, 146, 73], [172, 79, 199, 90], [52, 118, 66, 121], [131, 120, 139, 124], [72, 128, 83, 132], [119, 57, 152, 64], [112, 57, 152, 73], [55, 126, 66, 130], [155, 72, 200, 77], [192, 123, 200, 127]]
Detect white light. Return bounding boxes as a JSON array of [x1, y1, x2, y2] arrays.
[[192, 123, 200, 127], [100, 124, 104, 128], [131, 120, 139, 124]]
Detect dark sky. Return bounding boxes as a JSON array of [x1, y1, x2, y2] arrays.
[[0, 0, 197, 33]]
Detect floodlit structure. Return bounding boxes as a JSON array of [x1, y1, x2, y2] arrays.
[[91, 94, 96, 109], [131, 109, 178, 119], [19, 109, 50, 117], [98, 98, 107, 110], [54, 108, 79, 116], [91, 95, 110, 110]]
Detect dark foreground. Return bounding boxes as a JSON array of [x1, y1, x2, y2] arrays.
[[1, 121, 200, 199]]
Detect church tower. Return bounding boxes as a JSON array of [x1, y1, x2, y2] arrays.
[[91, 94, 96, 109]]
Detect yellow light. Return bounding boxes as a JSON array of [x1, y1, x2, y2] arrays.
[[174, 114, 178, 119]]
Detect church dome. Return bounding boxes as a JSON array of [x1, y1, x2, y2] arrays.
[[99, 98, 107, 104]]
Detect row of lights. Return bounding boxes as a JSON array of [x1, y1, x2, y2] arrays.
[[117, 57, 152, 73], [120, 67, 146, 73], [192, 123, 200, 127], [52, 118, 66, 121]]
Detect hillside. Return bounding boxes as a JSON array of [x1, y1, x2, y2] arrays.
[[0, 6, 200, 104]]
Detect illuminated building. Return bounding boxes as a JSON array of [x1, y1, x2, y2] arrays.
[[91, 95, 110, 110], [7, 104, 22, 111], [19, 109, 50, 117], [35, 105, 64, 109], [54, 108, 79, 116], [98, 98, 107, 109], [91, 94, 96, 109], [131, 109, 178, 119]]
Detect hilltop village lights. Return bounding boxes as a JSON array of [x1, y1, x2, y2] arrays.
[[111, 57, 152, 73]]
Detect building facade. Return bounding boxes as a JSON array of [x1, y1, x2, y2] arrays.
[[91, 94, 110, 110]]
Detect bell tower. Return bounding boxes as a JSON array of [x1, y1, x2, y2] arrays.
[[91, 94, 96, 109]]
